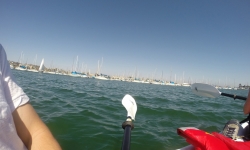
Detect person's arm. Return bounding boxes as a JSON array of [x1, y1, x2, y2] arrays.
[[0, 44, 61, 149], [12, 103, 62, 150], [243, 89, 250, 115]]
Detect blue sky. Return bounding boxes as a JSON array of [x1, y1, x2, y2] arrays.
[[1, 0, 249, 86]]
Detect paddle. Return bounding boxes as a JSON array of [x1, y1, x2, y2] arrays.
[[121, 94, 137, 150], [191, 83, 247, 101]]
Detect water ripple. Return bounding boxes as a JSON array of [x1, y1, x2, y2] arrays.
[[12, 70, 249, 150]]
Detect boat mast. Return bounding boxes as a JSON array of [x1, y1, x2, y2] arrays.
[[183, 71, 184, 84], [97, 60, 100, 75], [75, 56, 78, 72], [71, 57, 75, 72], [99, 57, 103, 74]]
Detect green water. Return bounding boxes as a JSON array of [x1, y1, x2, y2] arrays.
[[12, 70, 248, 150]]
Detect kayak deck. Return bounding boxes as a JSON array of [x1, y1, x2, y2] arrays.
[[177, 121, 249, 150]]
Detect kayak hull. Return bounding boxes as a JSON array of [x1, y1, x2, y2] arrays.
[[177, 122, 249, 150]]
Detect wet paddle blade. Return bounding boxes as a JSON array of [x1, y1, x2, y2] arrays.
[[191, 83, 221, 98], [122, 94, 137, 120]]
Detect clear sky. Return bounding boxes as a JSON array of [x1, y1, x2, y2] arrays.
[[1, 0, 249, 86]]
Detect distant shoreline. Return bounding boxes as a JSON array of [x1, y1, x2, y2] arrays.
[[8, 60, 250, 90]]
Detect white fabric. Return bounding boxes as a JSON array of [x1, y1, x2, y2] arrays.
[[0, 44, 29, 150]]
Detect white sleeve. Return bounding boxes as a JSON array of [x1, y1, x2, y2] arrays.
[[0, 44, 29, 112]]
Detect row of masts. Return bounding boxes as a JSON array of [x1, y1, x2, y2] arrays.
[[15, 52, 239, 87], [18, 51, 38, 66]]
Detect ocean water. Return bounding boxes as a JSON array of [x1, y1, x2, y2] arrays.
[[12, 70, 248, 150]]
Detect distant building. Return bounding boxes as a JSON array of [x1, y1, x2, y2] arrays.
[[239, 84, 250, 89]]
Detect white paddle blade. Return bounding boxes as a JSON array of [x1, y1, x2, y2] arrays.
[[122, 94, 137, 120], [191, 83, 221, 98]]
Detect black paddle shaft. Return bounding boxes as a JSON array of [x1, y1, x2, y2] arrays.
[[121, 121, 134, 150], [221, 92, 247, 101]]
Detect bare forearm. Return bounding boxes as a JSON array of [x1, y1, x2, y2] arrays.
[[13, 103, 61, 150], [29, 127, 61, 150]]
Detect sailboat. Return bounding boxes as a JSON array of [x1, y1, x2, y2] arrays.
[[38, 58, 45, 72], [166, 69, 175, 86], [27, 68, 38, 72], [181, 71, 190, 87], [80, 63, 88, 78], [27, 54, 39, 72], [70, 56, 81, 77], [233, 79, 238, 90], [15, 51, 27, 71], [95, 74, 109, 80], [95, 58, 108, 80], [10, 64, 14, 69], [132, 68, 143, 83], [43, 60, 56, 74], [150, 68, 161, 84], [166, 74, 178, 86]]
